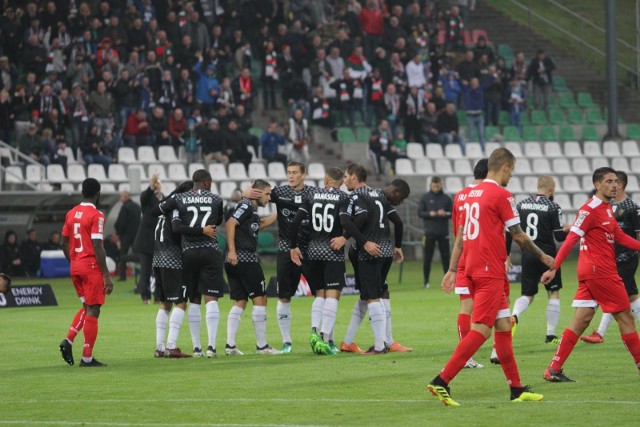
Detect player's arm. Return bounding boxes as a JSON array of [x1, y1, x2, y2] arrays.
[[614, 222, 640, 252], [331, 197, 353, 250], [509, 223, 554, 269], [152, 194, 177, 217], [225, 217, 238, 265], [442, 225, 464, 293], [61, 235, 70, 261], [631, 203, 640, 240], [171, 215, 216, 237], [552, 206, 568, 242], [387, 210, 404, 263], [259, 213, 278, 229], [90, 214, 113, 295], [289, 208, 308, 266]]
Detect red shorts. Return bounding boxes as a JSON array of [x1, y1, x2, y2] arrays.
[[455, 268, 473, 301], [469, 276, 510, 328], [72, 271, 106, 306], [573, 277, 631, 314], [503, 275, 511, 300]]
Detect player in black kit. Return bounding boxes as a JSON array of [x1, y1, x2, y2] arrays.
[[511, 176, 568, 343], [581, 170, 640, 344], [224, 179, 280, 355], [154, 169, 224, 358], [289, 167, 350, 355], [269, 161, 317, 353]]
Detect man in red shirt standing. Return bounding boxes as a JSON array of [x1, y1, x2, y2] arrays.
[[429, 148, 554, 405], [359, 0, 384, 59], [59, 178, 113, 367], [542, 167, 640, 382]]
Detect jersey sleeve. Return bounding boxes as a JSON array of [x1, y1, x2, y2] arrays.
[[352, 194, 368, 217], [90, 211, 105, 240], [497, 191, 520, 228], [157, 194, 178, 215], [230, 201, 252, 225], [338, 194, 351, 215], [269, 186, 281, 204], [551, 203, 564, 232], [632, 201, 640, 234], [569, 207, 595, 237]]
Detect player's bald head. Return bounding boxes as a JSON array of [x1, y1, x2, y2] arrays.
[[537, 176, 555, 191]]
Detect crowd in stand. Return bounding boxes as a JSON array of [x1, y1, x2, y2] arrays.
[[0, 0, 555, 178]]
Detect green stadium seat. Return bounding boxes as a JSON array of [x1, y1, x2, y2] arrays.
[[581, 125, 599, 141], [503, 126, 521, 141], [498, 44, 514, 59], [249, 127, 263, 139], [498, 110, 509, 126], [577, 92, 594, 108], [548, 95, 559, 108], [586, 107, 605, 124], [539, 126, 558, 142], [530, 110, 548, 125], [552, 76, 568, 92], [257, 233, 278, 254], [356, 127, 371, 142], [484, 126, 500, 141], [559, 125, 576, 142], [627, 124, 640, 140], [522, 125, 538, 141], [549, 108, 567, 125], [568, 108, 585, 125], [458, 110, 467, 126], [520, 112, 530, 125], [559, 92, 576, 108], [338, 127, 356, 143], [218, 234, 227, 250]]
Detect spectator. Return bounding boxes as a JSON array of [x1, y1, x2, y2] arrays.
[[510, 51, 528, 81], [232, 67, 257, 115], [461, 75, 495, 154], [406, 53, 427, 89], [82, 125, 113, 172], [326, 46, 345, 79], [440, 69, 462, 104], [88, 81, 115, 135], [484, 65, 503, 126], [383, 83, 401, 135], [149, 106, 170, 146], [261, 120, 288, 166], [456, 50, 481, 84], [310, 86, 337, 141], [20, 228, 41, 277], [18, 123, 43, 163], [216, 77, 236, 112], [167, 108, 186, 149], [223, 119, 252, 168], [330, 68, 356, 129], [287, 108, 310, 165], [507, 76, 527, 136], [158, 69, 177, 112], [113, 68, 138, 134], [359, 0, 384, 59], [1, 230, 24, 277], [404, 86, 426, 143], [261, 39, 279, 110], [23, 35, 47, 80], [115, 191, 142, 282], [368, 118, 395, 176], [176, 68, 196, 116], [437, 103, 464, 153], [444, 6, 465, 52], [42, 231, 62, 251], [123, 111, 152, 148], [96, 37, 120, 71], [193, 52, 219, 115], [200, 118, 228, 166], [421, 102, 440, 146], [183, 118, 200, 164], [0, 89, 12, 144], [473, 36, 494, 64], [527, 49, 555, 112], [182, 11, 210, 53]]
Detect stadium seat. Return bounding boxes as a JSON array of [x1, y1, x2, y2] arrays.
[[162, 181, 177, 194], [257, 204, 271, 216], [581, 125, 599, 141], [530, 110, 548, 126], [425, 144, 444, 159], [540, 126, 558, 142], [508, 176, 523, 194], [414, 158, 434, 175], [168, 163, 189, 182], [158, 146, 179, 163], [444, 144, 464, 159], [577, 92, 594, 108], [522, 175, 538, 192], [434, 158, 454, 175], [465, 142, 483, 159], [562, 175, 582, 192], [503, 126, 521, 141], [4, 165, 23, 184], [573, 193, 589, 209], [107, 164, 128, 183], [148, 164, 168, 180], [118, 147, 137, 164], [25, 164, 43, 183], [210, 182, 219, 195], [498, 110, 510, 126], [486, 142, 501, 153], [138, 146, 158, 163], [549, 108, 567, 125], [267, 162, 287, 180], [484, 126, 500, 141], [219, 181, 238, 199], [626, 175, 640, 192], [532, 158, 552, 174], [558, 92, 576, 108], [591, 157, 608, 170], [472, 29, 490, 44], [209, 163, 228, 181], [559, 126, 576, 142], [356, 127, 371, 141], [307, 163, 326, 180], [453, 159, 471, 174], [0, 147, 14, 165], [627, 125, 640, 140], [228, 163, 248, 180], [406, 143, 425, 159], [552, 76, 568, 92], [551, 158, 572, 175], [445, 176, 463, 194], [188, 162, 205, 178], [100, 183, 117, 193], [504, 142, 524, 157], [498, 44, 514, 59], [563, 141, 582, 157], [248, 162, 268, 180], [395, 158, 415, 175], [567, 108, 584, 125], [571, 158, 591, 175], [249, 127, 263, 139], [47, 164, 68, 184], [583, 141, 603, 158], [118, 183, 130, 192], [543, 142, 563, 157], [586, 107, 605, 124], [602, 141, 622, 158], [62, 147, 78, 164], [127, 164, 149, 181], [458, 110, 467, 126], [522, 126, 538, 141], [524, 141, 544, 158], [60, 183, 75, 192], [514, 158, 532, 175], [622, 140, 640, 157], [553, 193, 573, 211], [87, 164, 108, 182], [611, 157, 630, 171], [66, 164, 87, 184]]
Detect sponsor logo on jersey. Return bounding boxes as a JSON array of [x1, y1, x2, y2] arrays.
[[508, 197, 518, 216], [282, 208, 291, 217], [295, 195, 302, 204], [251, 222, 259, 232]]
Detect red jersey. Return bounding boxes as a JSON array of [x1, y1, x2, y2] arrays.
[[463, 179, 520, 278], [62, 202, 105, 275], [452, 184, 478, 278]]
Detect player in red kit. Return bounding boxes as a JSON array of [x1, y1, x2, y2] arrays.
[[428, 148, 554, 406], [59, 178, 113, 367], [542, 167, 640, 382]]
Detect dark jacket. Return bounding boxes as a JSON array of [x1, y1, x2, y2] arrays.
[[20, 239, 41, 276], [133, 186, 161, 255], [527, 56, 555, 86], [417, 190, 453, 236], [115, 199, 141, 246]]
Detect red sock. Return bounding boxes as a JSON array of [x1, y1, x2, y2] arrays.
[[66, 308, 86, 343], [549, 329, 579, 371], [494, 330, 522, 388], [82, 315, 99, 359], [621, 332, 640, 369], [440, 330, 486, 383], [457, 313, 471, 341]]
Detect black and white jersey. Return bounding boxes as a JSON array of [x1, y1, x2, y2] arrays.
[[299, 187, 350, 261], [348, 186, 395, 261], [612, 197, 640, 263], [226, 198, 260, 263], [271, 184, 316, 253], [152, 214, 182, 269], [517, 194, 563, 254], [157, 188, 224, 252]]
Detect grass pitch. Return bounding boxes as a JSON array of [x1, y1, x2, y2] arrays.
[[0, 260, 638, 426]]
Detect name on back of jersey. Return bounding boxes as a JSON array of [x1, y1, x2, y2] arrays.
[[313, 193, 341, 201], [519, 202, 550, 212], [468, 189, 483, 198], [182, 195, 213, 204]]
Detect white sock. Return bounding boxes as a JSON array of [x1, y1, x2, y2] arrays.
[[277, 301, 292, 344], [491, 346, 498, 360], [167, 307, 185, 349], [187, 303, 201, 349], [368, 301, 386, 351], [205, 301, 220, 350], [631, 299, 640, 321], [344, 299, 367, 344], [512, 296, 531, 317], [252, 305, 268, 349], [546, 299, 561, 336], [155, 309, 169, 351], [321, 298, 339, 341], [597, 313, 614, 337], [311, 297, 325, 331], [382, 298, 393, 345], [226, 306, 244, 347]]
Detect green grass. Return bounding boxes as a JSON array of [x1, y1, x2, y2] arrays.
[[1, 259, 639, 426]]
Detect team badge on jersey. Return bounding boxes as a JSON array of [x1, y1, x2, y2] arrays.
[[295, 195, 302, 204], [508, 196, 518, 216]]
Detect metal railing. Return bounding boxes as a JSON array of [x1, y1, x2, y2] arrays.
[[0, 140, 45, 191]]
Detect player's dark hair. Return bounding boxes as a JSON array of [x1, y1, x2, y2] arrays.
[[252, 179, 271, 190], [287, 161, 306, 174], [473, 158, 489, 180], [192, 169, 212, 183], [346, 163, 367, 183], [172, 180, 194, 196], [488, 148, 515, 171], [391, 179, 411, 198], [616, 170, 628, 190], [326, 167, 343, 182], [0, 272, 11, 293], [81, 178, 101, 198], [593, 167, 616, 184]]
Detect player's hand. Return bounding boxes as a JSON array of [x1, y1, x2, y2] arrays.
[[505, 256, 512, 272], [540, 254, 555, 270], [290, 247, 303, 266], [562, 224, 571, 232], [363, 241, 381, 257], [330, 236, 347, 251], [441, 271, 455, 294], [541, 269, 556, 285], [242, 185, 262, 199], [202, 225, 216, 237], [226, 250, 238, 266], [393, 247, 404, 264], [103, 276, 113, 295], [149, 173, 160, 190]]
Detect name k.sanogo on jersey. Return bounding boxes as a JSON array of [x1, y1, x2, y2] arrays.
[[270, 184, 316, 253], [517, 194, 564, 254], [226, 198, 260, 262]]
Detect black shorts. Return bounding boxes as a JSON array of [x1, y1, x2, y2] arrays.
[[225, 261, 267, 301], [305, 260, 346, 292], [350, 247, 390, 299], [618, 256, 639, 297], [153, 267, 188, 303], [276, 251, 311, 299], [357, 257, 390, 300], [521, 252, 562, 296], [183, 247, 225, 299]]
